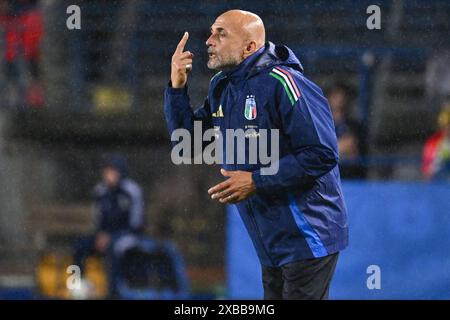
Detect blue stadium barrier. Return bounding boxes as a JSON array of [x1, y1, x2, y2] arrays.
[[226, 181, 450, 299], [0, 288, 35, 300]]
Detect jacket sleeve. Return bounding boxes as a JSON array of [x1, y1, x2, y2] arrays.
[[252, 71, 339, 194], [164, 82, 212, 142], [126, 183, 145, 234]]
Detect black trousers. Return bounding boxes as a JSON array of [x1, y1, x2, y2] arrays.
[[262, 252, 339, 300]]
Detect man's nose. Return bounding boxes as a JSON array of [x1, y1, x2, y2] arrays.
[[205, 35, 214, 47]]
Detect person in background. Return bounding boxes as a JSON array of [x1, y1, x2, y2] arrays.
[[0, 0, 44, 108], [328, 83, 366, 179], [423, 103, 450, 181], [74, 153, 145, 298]]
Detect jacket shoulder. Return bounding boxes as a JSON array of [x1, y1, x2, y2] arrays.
[[121, 179, 142, 198], [268, 65, 302, 77], [265, 66, 303, 104]]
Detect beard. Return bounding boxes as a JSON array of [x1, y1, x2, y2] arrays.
[[207, 51, 243, 71]]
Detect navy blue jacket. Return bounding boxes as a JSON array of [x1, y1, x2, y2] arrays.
[[164, 42, 348, 267], [94, 178, 144, 234]]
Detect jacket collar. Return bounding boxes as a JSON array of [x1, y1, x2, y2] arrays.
[[215, 42, 304, 84], [221, 45, 266, 82]]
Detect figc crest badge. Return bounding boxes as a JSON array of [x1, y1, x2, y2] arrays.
[[244, 95, 257, 120]]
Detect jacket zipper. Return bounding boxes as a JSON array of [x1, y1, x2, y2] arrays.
[[227, 81, 247, 171], [226, 84, 237, 171]]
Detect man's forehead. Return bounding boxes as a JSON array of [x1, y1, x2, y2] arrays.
[[211, 15, 238, 32]]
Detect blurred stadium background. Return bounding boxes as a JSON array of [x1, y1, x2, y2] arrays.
[[0, 0, 449, 299]]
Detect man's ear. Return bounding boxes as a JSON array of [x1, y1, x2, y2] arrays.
[[244, 41, 257, 57]]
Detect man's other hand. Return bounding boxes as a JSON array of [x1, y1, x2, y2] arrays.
[[208, 169, 256, 204]]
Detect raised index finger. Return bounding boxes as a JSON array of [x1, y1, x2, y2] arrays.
[[176, 32, 189, 54]]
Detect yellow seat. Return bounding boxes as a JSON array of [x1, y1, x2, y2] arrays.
[[36, 252, 108, 299]]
